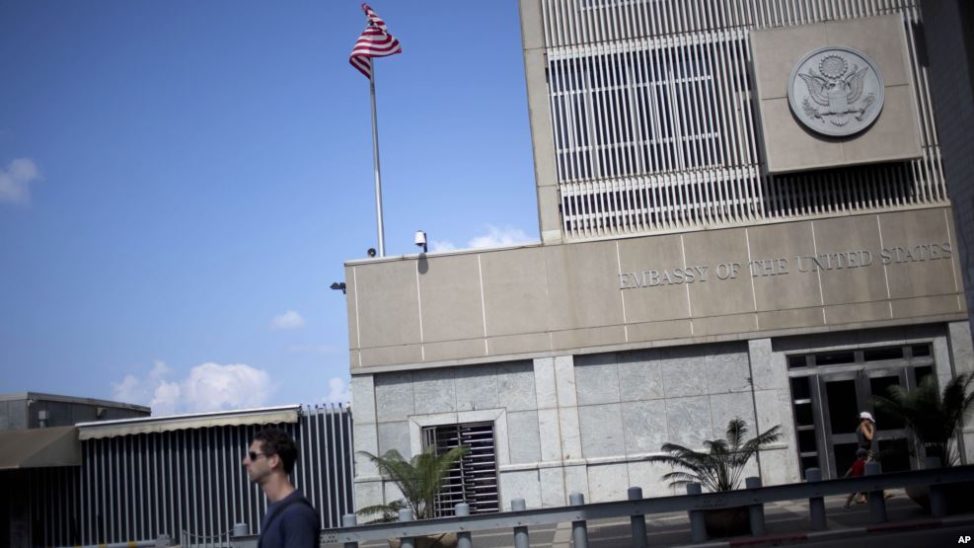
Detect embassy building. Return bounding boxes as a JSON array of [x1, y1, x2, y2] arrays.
[[344, 0, 974, 514]]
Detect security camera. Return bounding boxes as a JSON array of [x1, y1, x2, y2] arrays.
[[414, 230, 427, 253], [367, 248, 377, 258]]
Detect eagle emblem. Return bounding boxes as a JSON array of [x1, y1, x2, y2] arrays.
[[788, 48, 884, 137]]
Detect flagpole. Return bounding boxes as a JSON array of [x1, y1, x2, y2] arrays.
[[368, 58, 386, 257]]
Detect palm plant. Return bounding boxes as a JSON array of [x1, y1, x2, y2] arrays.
[[357, 446, 469, 521], [645, 418, 781, 492], [873, 373, 974, 466]]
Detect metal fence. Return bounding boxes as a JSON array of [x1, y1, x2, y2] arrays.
[[248, 463, 974, 548], [31, 404, 353, 547], [538, 0, 948, 239]]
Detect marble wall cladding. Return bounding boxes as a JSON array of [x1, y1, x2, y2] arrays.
[[499, 470, 543, 509], [371, 362, 535, 456], [374, 372, 415, 422], [353, 422, 379, 476], [539, 467, 568, 507], [758, 447, 799, 485], [621, 400, 669, 455], [562, 464, 591, 500], [660, 348, 712, 398], [587, 463, 631, 502], [574, 353, 621, 405], [455, 364, 500, 412], [533, 357, 558, 409], [350, 375, 377, 424], [578, 403, 626, 458], [626, 460, 675, 498], [353, 481, 383, 513], [377, 421, 411, 457], [498, 362, 538, 411], [703, 351, 752, 394], [507, 410, 542, 464], [949, 321, 974, 376], [573, 343, 753, 460], [708, 393, 757, 438], [618, 353, 665, 401], [413, 369, 457, 415], [665, 396, 713, 449]]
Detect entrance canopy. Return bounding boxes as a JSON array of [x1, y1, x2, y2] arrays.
[[0, 426, 80, 470]]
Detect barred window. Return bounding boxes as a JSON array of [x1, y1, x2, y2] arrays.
[[549, 43, 726, 183]]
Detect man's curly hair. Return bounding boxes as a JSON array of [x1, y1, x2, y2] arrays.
[[253, 428, 299, 475]]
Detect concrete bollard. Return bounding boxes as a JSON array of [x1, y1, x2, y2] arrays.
[[512, 498, 530, 548], [628, 487, 648, 548], [686, 482, 707, 543], [745, 476, 766, 536], [342, 514, 358, 548], [398, 508, 415, 548], [925, 456, 947, 518], [805, 468, 827, 531], [455, 503, 472, 548], [865, 461, 887, 523], [231, 523, 249, 538], [569, 492, 589, 548]]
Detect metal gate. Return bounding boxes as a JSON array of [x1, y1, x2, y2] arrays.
[[423, 422, 499, 517]]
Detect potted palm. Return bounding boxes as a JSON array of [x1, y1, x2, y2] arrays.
[[873, 373, 974, 512], [645, 417, 781, 537], [357, 446, 468, 547]]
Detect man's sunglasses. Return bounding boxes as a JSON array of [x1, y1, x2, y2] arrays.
[[248, 451, 266, 461]]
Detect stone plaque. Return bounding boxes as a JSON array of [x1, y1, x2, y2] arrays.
[[788, 46, 885, 137]]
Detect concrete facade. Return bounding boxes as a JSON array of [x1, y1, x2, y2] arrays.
[[751, 15, 922, 173], [347, 208, 965, 372], [344, 0, 974, 514]]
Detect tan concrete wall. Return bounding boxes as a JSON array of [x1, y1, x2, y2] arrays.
[[345, 207, 966, 370], [751, 14, 922, 173], [519, 0, 561, 244]]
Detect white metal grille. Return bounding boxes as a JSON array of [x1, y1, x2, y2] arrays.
[[539, 0, 948, 239], [25, 405, 352, 547], [423, 422, 499, 517]]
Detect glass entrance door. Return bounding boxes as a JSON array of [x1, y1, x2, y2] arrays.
[[867, 370, 911, 472], [817, 369, 913, 478], [788, 342, 935, 479], [820, 373, 860, 478]]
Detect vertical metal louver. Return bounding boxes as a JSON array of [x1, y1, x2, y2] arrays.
[[539, 0, 949, 240], [422, 422, 499, 517], [27, 405, 353, 547]]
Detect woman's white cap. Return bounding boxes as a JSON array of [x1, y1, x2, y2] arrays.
[[859, 411, 875, 422]]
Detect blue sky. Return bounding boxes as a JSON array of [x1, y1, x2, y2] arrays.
[[0, 1, 538, 414]]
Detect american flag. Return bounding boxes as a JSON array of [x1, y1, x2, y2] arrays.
[[349, 4, 402, 79]]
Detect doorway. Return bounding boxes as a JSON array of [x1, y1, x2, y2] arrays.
[[788, 343, 934, 479]]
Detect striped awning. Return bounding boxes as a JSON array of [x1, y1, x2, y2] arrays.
[[77, 405, 301, 440]]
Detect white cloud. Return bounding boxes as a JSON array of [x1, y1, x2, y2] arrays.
[[324, 376, 351, 405], [429, 240, 457, 253], [0, 158, 41, 205], [428, 225, 536, 253], [111, 361, 273, 416], [271, 310, 305, 330], [469, 225, 535, 249]]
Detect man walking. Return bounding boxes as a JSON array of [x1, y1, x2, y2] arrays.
[[243, 428, 319, 548]]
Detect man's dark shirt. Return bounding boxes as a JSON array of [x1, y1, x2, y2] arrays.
[[258, 489, 319, 548]]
